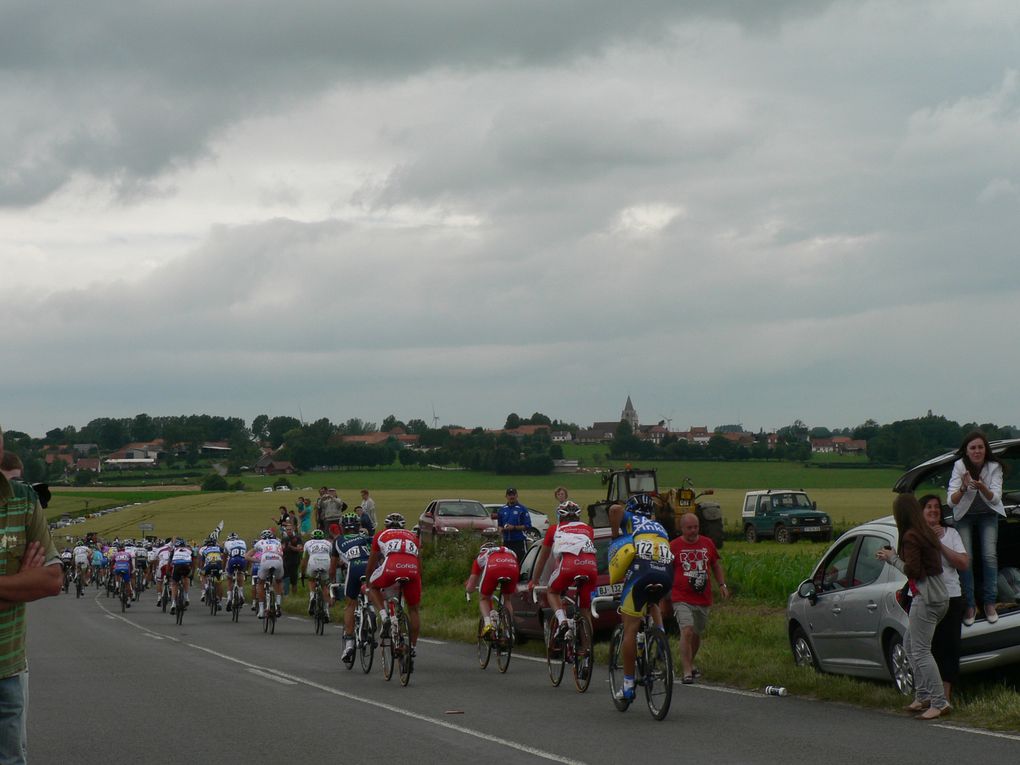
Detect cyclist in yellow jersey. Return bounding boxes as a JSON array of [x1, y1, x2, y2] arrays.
[[609, 493, 674, 701]]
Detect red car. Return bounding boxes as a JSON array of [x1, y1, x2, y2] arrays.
[[507, 526, 622, 641], [417, 499, 500, 543]]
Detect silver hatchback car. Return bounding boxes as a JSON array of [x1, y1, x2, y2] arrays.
[[787, 438, 1020, 694]]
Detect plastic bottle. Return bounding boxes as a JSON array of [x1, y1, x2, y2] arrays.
[[764, 685, 787, 696]]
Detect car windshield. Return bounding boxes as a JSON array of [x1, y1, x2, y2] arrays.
[[437, 502, 487, 518], [629, 474, 657, 494], [774, 493, 812, 509]]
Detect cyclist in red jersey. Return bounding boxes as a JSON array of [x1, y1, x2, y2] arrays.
[[529, 501, 598, 642], [366, 513, 422, 654], [465, 542, 519, 638]]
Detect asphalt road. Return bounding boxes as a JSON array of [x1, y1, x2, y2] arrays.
[[24, 590, 1020, 763]]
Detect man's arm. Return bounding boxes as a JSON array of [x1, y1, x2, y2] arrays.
[[0, 541, 62, 604]]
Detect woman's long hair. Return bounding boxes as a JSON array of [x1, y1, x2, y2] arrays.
[[893, 493, 940, 556], [957, 430, 1003, 480]]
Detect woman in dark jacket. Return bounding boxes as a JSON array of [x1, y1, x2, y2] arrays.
[[877, 493, 950, 719]]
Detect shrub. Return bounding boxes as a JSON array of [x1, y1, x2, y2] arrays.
[[201, 474, 228, 491], [272, 476, 292, 489]]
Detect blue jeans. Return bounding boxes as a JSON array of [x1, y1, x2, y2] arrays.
[[956, 512, 999, 609], [0, 671, 28, 765]]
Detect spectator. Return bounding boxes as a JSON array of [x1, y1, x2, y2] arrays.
[[317, 489, 346, 537], [669, 513, 729, 684], [295, 497, 313, 535], [497, 487, 533, 561], [921, 494, 969, 705], [947, 430, 1005, 625], [280, 521, 304, 597], [877, 493, 950, 720], [354, 506, 375, 537], [554, 486, 569, 504], [0, 424, 62, 764], [359, 489, 376, 527], [272, 505, 293, 531]]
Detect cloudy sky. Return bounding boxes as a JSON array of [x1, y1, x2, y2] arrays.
[[2, 1, 1019, 437]]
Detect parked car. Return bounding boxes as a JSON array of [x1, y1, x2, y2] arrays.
[[483, 503, 549, 544], [787, 438, 1020, 694], [742, 489, 832, 543], [508, 526, 622, 641], [417, 499, 499, 543]]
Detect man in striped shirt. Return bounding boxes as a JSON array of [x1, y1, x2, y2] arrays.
[[0, 425, 62, 764]]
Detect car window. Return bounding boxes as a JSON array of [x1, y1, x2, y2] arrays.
[[852, 536, 888, 587], [594, 536, 611, 575], [437, 502, 487, 518], [744, 495, 757, 514], [815, 538, 857, 592], [518, 545, 539, 581]]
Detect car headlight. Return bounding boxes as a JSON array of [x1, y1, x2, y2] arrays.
[[790, 517, 798, 525], [481, 527, 499, 537], [822, 516, 830, 524], [439, 526, 460, 534]]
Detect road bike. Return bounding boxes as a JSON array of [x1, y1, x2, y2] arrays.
[[204, 573, 221, 616], [62, 564, 71, 594], [311, 572, 330, 636], [344, 577, 376, 673], [262, 570, 280, 635], [133, 565, 147, 600], [471, 577, 515, 673], [75, 565, 87, 599], [596, 587, 674, 721], [119, 574, 130, 613], [159, 575, 171, 613], [228, 573, 244, 623], [536, 578, 593, 692], [379, 578, 413, 686]]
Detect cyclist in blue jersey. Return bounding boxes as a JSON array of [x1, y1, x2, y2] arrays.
[[333, 513, 373, 663], [608, 493, 674, 702]]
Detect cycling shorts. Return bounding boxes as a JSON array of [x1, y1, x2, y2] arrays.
[[171, 563, 192, 583], [115, 569, 132, 582], [306, 559, 330, 581], [226, 557, 247, 574], [204, 563, 223, 578], [479, 560, 520, 598], [608, 535, 636, 585], [369, 555, 422, 607], [548, 554, 598, 609], [342, 562, 368, 600], [619, 558, 673, 618], [258, 557, 283, 582]]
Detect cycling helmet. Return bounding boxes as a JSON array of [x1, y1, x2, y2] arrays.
[[144, 541, 153, 550], [479, 541, 499, 552], [228, 532, 238, 540], [116, 542, 126, 550], [173, 537, 186, 547], [625, 493, 656, 517], [556, 501, 582, 518], [340, 512, 361, 532], [311, 529, 326, 540], [260, 529, 273, 540], [384, 513, 406, 529]]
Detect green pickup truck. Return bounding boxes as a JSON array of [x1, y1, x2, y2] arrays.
[[741, 489, 832, 544]]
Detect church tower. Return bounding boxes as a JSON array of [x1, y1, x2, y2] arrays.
[[621, 396, 639, 429]]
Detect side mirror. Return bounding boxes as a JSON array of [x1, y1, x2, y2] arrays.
[[812, 501, 817, 510], [797, 580, 818, 605], [490, 511, 499, 521]]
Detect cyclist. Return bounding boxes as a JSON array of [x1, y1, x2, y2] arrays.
[[466, 541, 519, 639], [529, 500, 597, 642], [169, 537, 196, 614], [72, 539, 92, 585], [248, 536, 263, 612], [111, 541, 134, 606], [154, 537, 174, 606], [91, 543, 107, 585], [144, 541, 158, 587], [302, 529, 333, 617], [333, 512, 373, 663], [366, 513, 421, 656], [223, 532, 248, 612], [133, 540, 149, 590], [608, 493, 674, 702], [198, 536, 225, 611], [247, 530, 284, 619]]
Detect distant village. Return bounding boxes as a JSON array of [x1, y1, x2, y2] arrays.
[[37, 396, 864, 478]]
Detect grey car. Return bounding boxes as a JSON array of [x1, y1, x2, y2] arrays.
[[787, 438, 1020, 694]]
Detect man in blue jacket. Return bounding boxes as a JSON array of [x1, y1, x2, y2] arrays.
[[497, 487, 533, 560]]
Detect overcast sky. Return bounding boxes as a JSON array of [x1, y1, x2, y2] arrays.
[[2, 1, 1019, 437]]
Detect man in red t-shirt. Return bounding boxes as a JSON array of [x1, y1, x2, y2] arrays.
[[670, 513, 730, 684]]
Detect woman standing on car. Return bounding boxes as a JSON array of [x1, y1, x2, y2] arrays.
[[877, 493, 949, 720], [947, 431, 1005, 626], [921, 494, 969, 705]]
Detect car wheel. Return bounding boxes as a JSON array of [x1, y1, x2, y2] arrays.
[[525, 527, 542, 545], [885, 632, 914, 696], [744, 525, 758, 543], [775, 524, 791, 544], [790, 625, 820, 671]]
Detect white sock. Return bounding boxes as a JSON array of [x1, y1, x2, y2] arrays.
[[555, 608, 566, 624]]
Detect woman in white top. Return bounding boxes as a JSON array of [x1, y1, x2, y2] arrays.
[[921, 494, 969, 705], [946, 431, 1005, 625]]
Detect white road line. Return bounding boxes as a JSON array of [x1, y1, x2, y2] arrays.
[[142, 634, 164, 640], [248, 668, 297, 685], [417, 638, 445, 645], [932, 724, 1020, 741], [684, 684, 764, 699], [510, 654, 546, 664], [286, 617, 303, 622]]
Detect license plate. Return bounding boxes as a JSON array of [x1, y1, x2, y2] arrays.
[[802, 526, 820, 532], [596, 583, 623, 597]]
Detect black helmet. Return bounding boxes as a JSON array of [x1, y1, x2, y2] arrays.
[[341, 512, 361, 532], [625, 493, 656, 518]]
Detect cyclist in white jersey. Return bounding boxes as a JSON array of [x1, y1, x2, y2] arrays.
[[302, 529, 334, 618], [154, 538, 174, 606], [145, 542, 158, 586], [72, 541, 92, 584], [246, 530, 284, 619], [169, 538, 196, 614]]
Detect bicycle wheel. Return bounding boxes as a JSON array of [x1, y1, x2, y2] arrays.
[[642, 627, 674, 721], [268, 591, 277, 634], [608, 626, 631, 711], [161, 584, 169, 613], [397, 610, 412, 686], [476, 617, 492, 669], [359, 606, 375, 674], [121, 585, 127, 613], [496, 609, 514, 674], [381, 621, 395, 681], [315, 593, 326, 635], [573, 617, 593, 693], [546, 618, 565, 687], [175, 592, 184, 626], [209, 586, 216, 616]]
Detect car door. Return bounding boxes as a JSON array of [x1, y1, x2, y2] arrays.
[[418, 502, 436, 539], [508, 544, 543, 637], [800, 536, 859, 670]]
